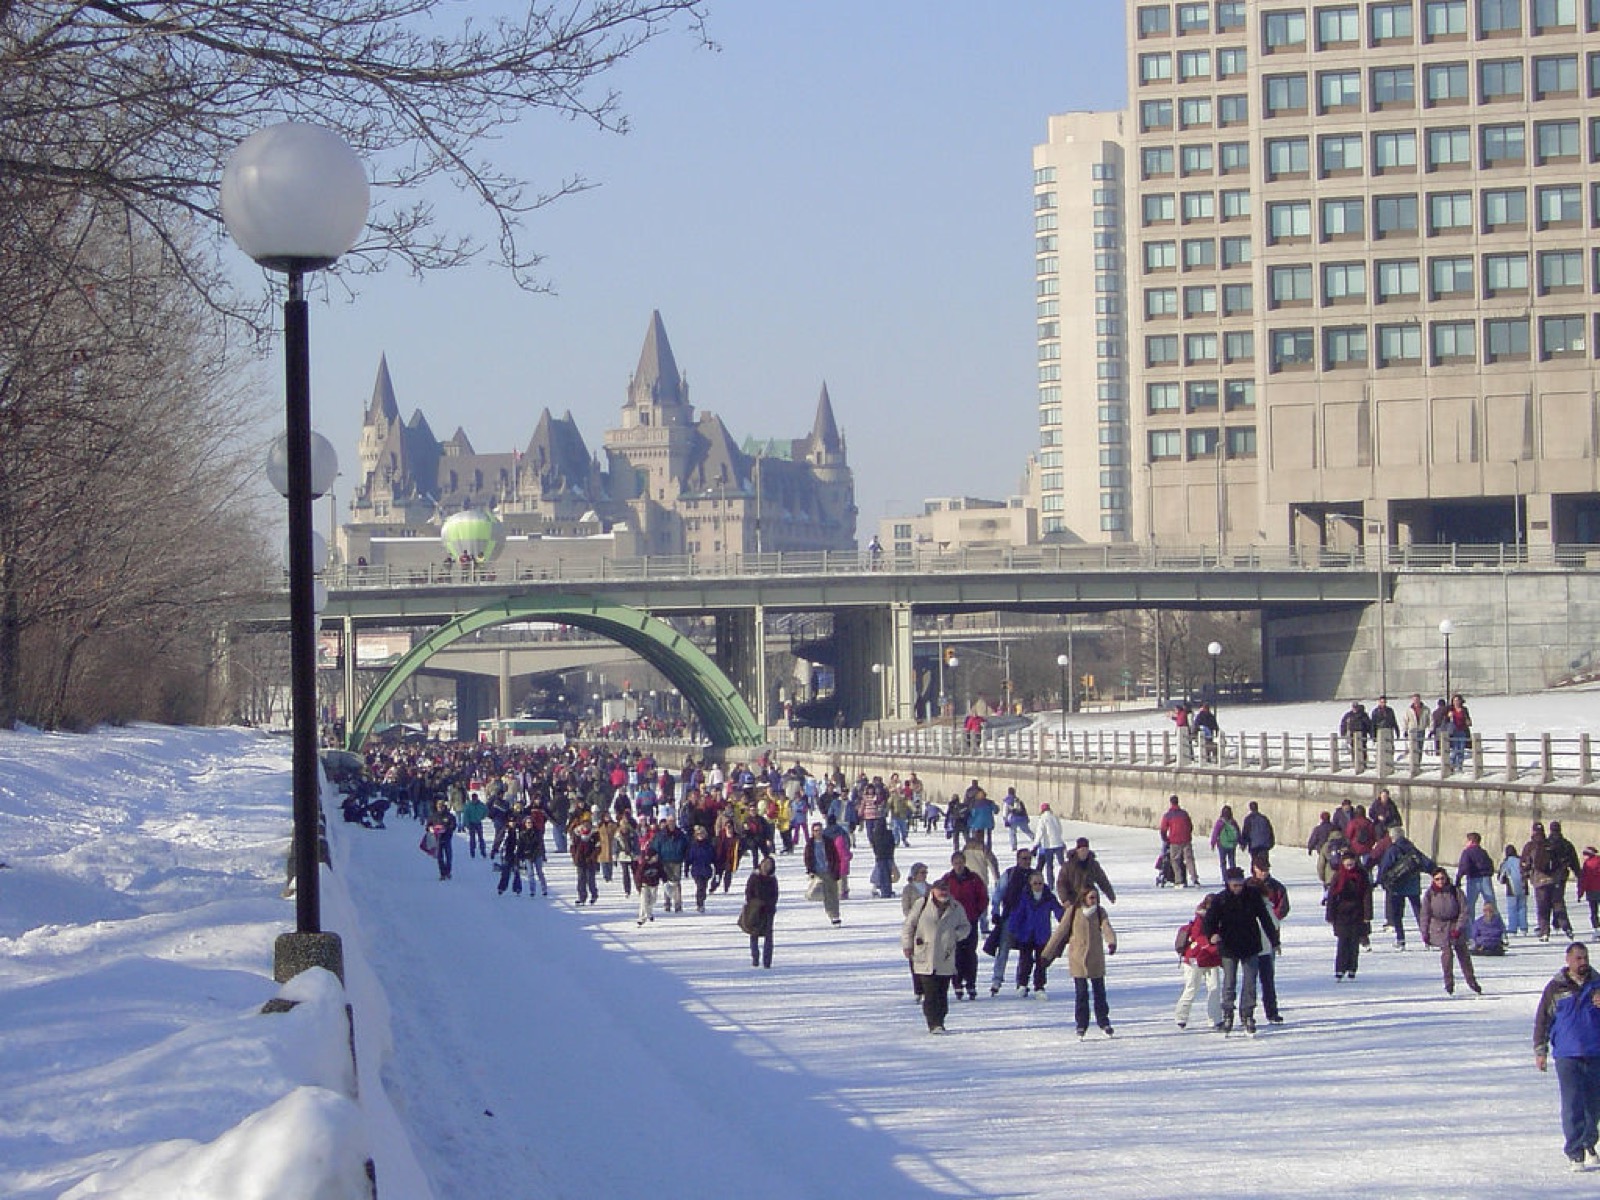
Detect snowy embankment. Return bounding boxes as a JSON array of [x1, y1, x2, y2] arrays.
[[0, 725, 417, 1200], [5, 696, 1600, 1198]]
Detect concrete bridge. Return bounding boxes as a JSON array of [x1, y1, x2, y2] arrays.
[[234, 541, 1600, 749]]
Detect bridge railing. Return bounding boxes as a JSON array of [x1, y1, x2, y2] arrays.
[[317, 542, 1600, 591], [772, 725, 1598, 788]]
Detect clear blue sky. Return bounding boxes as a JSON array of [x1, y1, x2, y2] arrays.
[[289, 2, 1128, 533]]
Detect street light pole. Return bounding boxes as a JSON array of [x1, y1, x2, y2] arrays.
[[1207, 640, 1222, 707], [1056, 653, 1070, 738], [1439, 618, 1454, 699], [223, 123, 368, 984]]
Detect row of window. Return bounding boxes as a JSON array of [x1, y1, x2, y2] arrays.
[[1260, 249, 1592, 303], [1253, 314, 1589, 369], [1148, 426, 1259, 462], [1138, 1, 1592, 44], [1148, 378, 1259, 411], [1252, 185, 1593, 245]]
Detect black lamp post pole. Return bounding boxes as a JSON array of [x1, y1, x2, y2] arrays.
[[284, 267, 321, 936]]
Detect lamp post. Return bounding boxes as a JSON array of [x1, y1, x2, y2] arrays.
[[1439, 618, 1454, 699], [946, 654, 960, 715], [871, 662, 886, 721], [1056, 653, 1070, 738], [223, 123, 368, 983], [1207, 640, 1222, 706]]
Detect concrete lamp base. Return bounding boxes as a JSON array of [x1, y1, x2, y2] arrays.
[[273, 930, 345, 985]]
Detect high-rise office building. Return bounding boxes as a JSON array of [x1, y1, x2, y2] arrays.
[[1047, 0, 1600, 550]]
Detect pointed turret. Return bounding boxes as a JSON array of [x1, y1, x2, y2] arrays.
[[627, 310, 688, 411], [365, 355, 401, 425], [810, 382, 843, 456]]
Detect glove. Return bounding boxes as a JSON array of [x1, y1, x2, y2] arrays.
[[1273, 944, 1282, 957], [1107, 943, 1116, 955]]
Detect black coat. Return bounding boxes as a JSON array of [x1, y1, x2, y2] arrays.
[[743, 871, 779, 937], [1203, 885, 1279, 959]]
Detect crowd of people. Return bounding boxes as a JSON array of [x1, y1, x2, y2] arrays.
[[341, 739, 1600, 1171]]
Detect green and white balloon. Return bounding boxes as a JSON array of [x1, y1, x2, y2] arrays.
[[441, 509, 505, 563]]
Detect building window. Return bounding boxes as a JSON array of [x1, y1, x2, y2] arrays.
[[1218, 141, 1250, 173], [1320, 133, 1364, 174], [1534, 0, 1578, 31], [1149, 430, 1182, 460], [1322, 197, 1365, 239], [1225, 378, 1257, 409], [1270, 328, 1316, 370], [1426, 127, 1470, 170], [1480, 59, 1524, 102], [1140, 52, 1174, 84], [1268, 199, 1313, 242], [1325, 325, 1369, 368], [1179, 48, 1213, 80], [1263, 9, 1309, 50], [1483, 252, 1529, 295], [1318, 5, 1361, 45], [1147, 335, 1180, 366], [1535, 54, 1580, 98], [1182, 144, 1216, 175], [1426, 61, 1470, 104], [1146, 287, 1179, 318], [1539, 250, 1584, 292], [1324, 261, 1367, 302], [1424, 0, 1469, 39], [1482, 187, 1527, 231], [1143, 146, 1175, 178], [1148, 381, 1181, 413], [1145, 240, 1177, 270], [1429, 255, 1474, 297], [1144, 193, 1176, 224], [1177, 2, 1211, 32], [1186, 332, 1220, 363], [1183, 237, 1217, 269], [1541, 314, 1586, 358], [1184, 284, 1218, 316], [1179, 96, 1214, 127], [1217, 94, 1250, 128], [1377, 322, 1424, 364], [1141, 99, 1175, 131], [1218, 2, 1247, 31], [1218, 47, 1249, 77], [1319, 69, 1361, 111], [1269, 264, 1314, 306], [1187, 428, 1221, 460], [1225, 331, 1256, 363], [1372, 66, 1416, 107], [1226, 427, 1258, 459], [1428, 190, 1473, 233], [1223, 282, 1254, 314], [1266, 136, 1311, 178], [1264, 73, 1309, 116], [1371, 2, 1416, 42], [1187, 380, 1220, 410], [1376, 258, 1421, 300], [1138, 5, 1172, 35], [1484, 316, 1531, 361], [1374, 130, 1418, 172], [1537, 184, 1582, 228], [1221, 234, 1253, 266], [1374, 193, 1420, 236], [1479, 0, 1522, 34], [1431, 319, 1476, 362], [1536, 120, 1581, 164], [1220, 189, 1252, 220], [1182, 190, 1216, 221]]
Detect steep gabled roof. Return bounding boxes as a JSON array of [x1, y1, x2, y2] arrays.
[[810, 382, 843, 453], [627, 309, 686, 409], [525, 408, 594, 496], [365, 355, 400, 425], [685, 412, 748, 494]]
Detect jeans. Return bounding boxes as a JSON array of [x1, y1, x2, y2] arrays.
[[1555, 1055, 1600, 1160], [1504, 889, 1528, 933], [576, 863, 598, 904], [990, 924, 1017, 989], [1220, 954, 1260, 1018], [1257, 951, 1281, 1020], [892, 816, 910, 846], [749, 930, 773, 968], [1463, 875, 1495, 919], [871, 856, 894, 897], [1385, 890, 1423, 944], [1036, 845, 1064, 879], [466, 821, 486, 858], [1073, 975, 1111, 1032], [1015, 942, 1049, 992], [1216, 846, 1237, 877], [954, 928, 980, 996], [435, 832, 454, 879], [1168, 842, 1199, 887], [552, 824, 568, 854], [1449, 730, 1468, 769]]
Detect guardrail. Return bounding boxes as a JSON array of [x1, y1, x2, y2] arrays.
[[773, 725, 1599, 788], [313, 541, 1600, 591]]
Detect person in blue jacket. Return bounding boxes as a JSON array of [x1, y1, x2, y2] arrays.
[[1534, 942, 1600, 1170], [1008, 870, 1064, 999], [650, 815, 691, 913], [686, 824, 718, 912]]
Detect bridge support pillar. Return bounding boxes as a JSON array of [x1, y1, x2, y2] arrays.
[[716, 606, 767, 727], [834, 604, 915, 727], [455, 674, 494, 744]]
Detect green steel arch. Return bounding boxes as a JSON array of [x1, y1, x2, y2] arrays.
[[346, 594, 763, 750]]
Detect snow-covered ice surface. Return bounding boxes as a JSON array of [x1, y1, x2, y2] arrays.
[[4, 695, 1600, 1198]]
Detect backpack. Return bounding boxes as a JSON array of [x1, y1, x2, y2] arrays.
[[1379, 844, 1431, 890], [1219, 820, 1239, 851]]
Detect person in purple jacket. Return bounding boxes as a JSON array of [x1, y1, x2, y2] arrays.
[[1421, 867, 1482, 996], [1008, 870, 1064, 999], [1456, 831, 1497, 919]]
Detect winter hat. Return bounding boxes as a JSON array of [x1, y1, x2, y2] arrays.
[[1075, 837, 1091, 849], [1223, 866, 1246, 882]]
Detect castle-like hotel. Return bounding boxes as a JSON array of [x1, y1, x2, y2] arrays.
[[335, 311, 857, 572]]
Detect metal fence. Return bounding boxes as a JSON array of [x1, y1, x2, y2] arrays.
[[773, 724, 1599, 788]]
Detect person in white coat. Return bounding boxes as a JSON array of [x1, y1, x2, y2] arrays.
[[901, 876, 971, 1034], [1034, 802, 1067, 879]]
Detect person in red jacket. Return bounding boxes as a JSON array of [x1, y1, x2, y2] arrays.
[[1175, 895, 1224, 1029], [941, 850, 989, 1002], [1159, 794, 1199, 887], [1579, 847, 1600, 932]]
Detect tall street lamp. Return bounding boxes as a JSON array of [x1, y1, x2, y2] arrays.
[[1207, 640, 1223, 706], [1056, 653, 1070, 738], [1439, 618, 1454, 699], [223, 123, 368, 984]]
